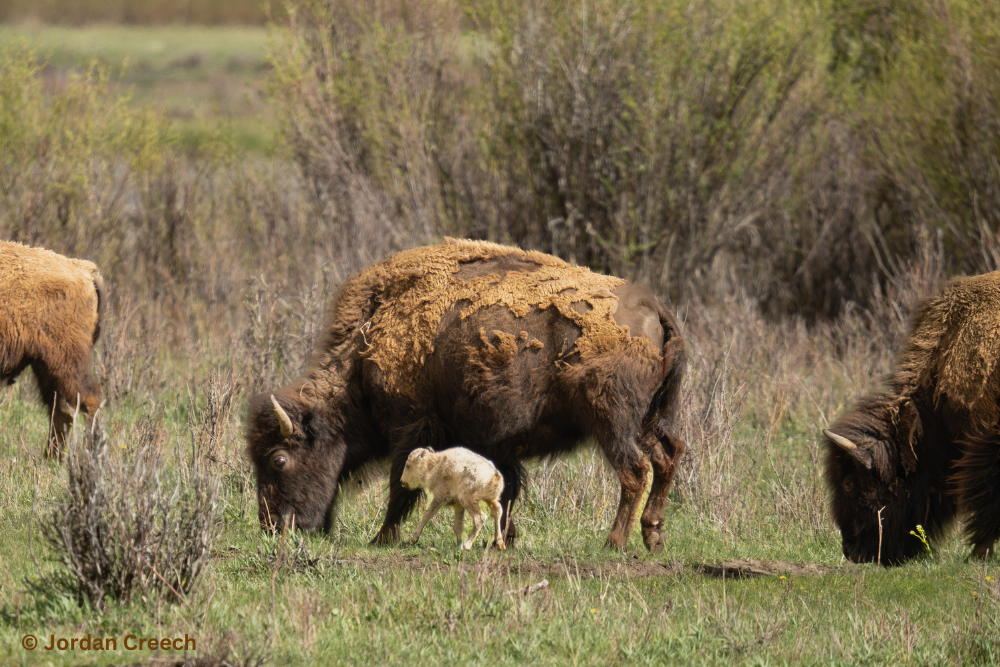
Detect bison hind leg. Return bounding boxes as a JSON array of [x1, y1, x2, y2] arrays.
[[954, 431, 1000, 559], [598, 429, 651, 550], [638, 427, 686, 553]]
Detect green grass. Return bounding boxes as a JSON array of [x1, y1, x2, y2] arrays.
[[0, 23, 276, 152], [1, 387, 998, 666]]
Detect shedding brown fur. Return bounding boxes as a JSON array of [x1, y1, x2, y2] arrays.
[[1, 241, 105, 455], [313, 238, 658, 398]]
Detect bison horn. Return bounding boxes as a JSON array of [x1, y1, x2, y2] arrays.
[[824, 429, 858, 452], [271, 395, 294, 439]]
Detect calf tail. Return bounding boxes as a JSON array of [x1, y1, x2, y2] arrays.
[[641, 305, 686, 433]]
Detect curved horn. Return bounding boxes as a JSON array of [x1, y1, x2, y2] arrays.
[[271, 395, 294, 439], [824, 429, 858, 452]]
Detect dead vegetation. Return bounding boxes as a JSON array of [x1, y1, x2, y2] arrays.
[[32, 419, 223, 611]]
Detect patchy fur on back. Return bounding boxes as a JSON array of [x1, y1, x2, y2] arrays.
[[312, 238, 660, 398], [0, 241, 105, 454], [826, 270, 1000, 563]]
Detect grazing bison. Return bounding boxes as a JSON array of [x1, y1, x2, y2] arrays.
[[246, 239, 686, 551], [825, 271, 1000, 563], [1, 241, 105, 455]]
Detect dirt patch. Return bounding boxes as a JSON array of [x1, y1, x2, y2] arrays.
[[224, 545, 841, 581], [326, 553, 683, 581], [322, 553, 840, 580], [696, 559, 842, 578]]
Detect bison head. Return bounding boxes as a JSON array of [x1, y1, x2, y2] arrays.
[[823, 394, 928, 564], [246, 388, 341, 532]]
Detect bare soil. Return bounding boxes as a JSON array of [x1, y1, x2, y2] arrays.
[[309, 552, 841, 580]]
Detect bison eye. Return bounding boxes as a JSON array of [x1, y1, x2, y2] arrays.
[[270, 450, 289, 471], [843, 476, 856, 495]]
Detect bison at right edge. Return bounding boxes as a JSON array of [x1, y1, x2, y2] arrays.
[[824, 271, 1000, 563]]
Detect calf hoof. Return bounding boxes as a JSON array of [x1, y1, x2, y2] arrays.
[[495, 541, 506, 551], [642, 528, 665, 554], [498, 521, 518, 549]]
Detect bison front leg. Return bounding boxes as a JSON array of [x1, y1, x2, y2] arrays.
[[639, 429, 685, 553], [956, 431, 1000, 560], [32, 358, 103, 458], [371, 459, 423, 546], [602, 437, 651, 550], [496, 464, 523, 549]]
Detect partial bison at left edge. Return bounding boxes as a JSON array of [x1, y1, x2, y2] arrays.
[[246, 239, 686, 551], [824, 271, 1000, 564], [0, 241, 105, 455]]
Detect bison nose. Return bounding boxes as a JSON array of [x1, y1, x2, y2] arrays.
[[843, 542, 870, 563]]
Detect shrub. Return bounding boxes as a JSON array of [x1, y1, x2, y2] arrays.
[[34, 419, 223, 611]]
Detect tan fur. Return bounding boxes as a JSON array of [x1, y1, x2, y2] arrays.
[[894, 271, 1000, 428], [400, 447, 506, 550], [312, 238, 659, 398], [0, 241, 104, 453]]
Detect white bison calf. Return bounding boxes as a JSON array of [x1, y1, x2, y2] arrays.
[[400, 447, 506, 550]]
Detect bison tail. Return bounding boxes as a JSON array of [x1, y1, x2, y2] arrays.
[[92, 271, 106, 345], [642, 309, 687, 432]]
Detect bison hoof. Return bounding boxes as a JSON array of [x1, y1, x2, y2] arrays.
[[971, 544, 995, 559], [369, 530, 400, 547], [604, 536, 628, 550], [643, 529, 664, 554]]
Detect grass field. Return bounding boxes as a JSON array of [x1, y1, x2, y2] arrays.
[[2, 5, 1000, 665], [1, 293, 999, 667], [0, 23, 275, 152]]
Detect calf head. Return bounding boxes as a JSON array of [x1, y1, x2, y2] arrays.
[[824, 394, 927, 564], [246, 389, 340, 532], [400, 448, 433, 490]]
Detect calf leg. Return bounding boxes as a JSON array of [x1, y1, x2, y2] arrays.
[[460, 500, 487, 550], [372, 455, 424, 546], [406, 496, 448, 546], [599, 430, 651, 550], [452, 504, 465, 547], [638, 428, 686, 553], [487, 498, 505, 550]]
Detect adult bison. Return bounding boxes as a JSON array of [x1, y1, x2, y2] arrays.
[[1, 241, 105, 455], [247, 239, 686, 551], [824, 271, 1000, 563]]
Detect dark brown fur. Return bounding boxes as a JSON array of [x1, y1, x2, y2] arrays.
[[0, 242, 105, 455], [825, 271, 1000, 563], [246, 243, 686, 551]]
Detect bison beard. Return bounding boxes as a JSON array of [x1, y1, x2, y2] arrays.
[[246, 239, 686, 551], [825, 270, 1000, 563]]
